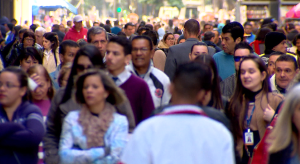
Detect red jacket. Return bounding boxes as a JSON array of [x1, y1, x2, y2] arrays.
[[63, 26, 87, 42]]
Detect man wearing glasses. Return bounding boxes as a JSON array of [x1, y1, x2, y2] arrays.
[[87, 26, 108, 58], [126, 35, 171, 108], [220, 42, 254, 98]]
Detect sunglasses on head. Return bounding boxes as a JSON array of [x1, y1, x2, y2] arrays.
[[234, 56, 245, 62], [77, 64, 93, 71]]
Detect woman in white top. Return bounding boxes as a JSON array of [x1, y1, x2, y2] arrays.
[[42, 32, 60, 73]]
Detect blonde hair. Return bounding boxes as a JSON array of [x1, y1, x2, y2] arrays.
[[268, 84, 300, 153]]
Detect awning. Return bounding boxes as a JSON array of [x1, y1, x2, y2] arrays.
[[286, 3, 300, 18], [32, 0, 78, 16]]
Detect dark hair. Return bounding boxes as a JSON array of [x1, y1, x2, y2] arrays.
[[132, 35, 153, 50], [255, 27, 272, 41], [142, 30, 158, 46], [93, 22, 99, 26], [145, 24, 153, 31], [1, 67, 28, 101], [52, 24, 60, 31], [194, 55, 223, 109], [59, 40, 79, 55], [11, 18, 17, 23], [114, 20, 119, 26], [227, 56, 270, 143], [137, 27, 150, 35], [172, 62, 212, 100], [19, 28, 28, 35], [293, 33, 300, 46], [276, 55, 298, 70], [18, 47, 43, 65], [22, 31, 36, 45], [203, 31, 215, 41], [269, 51, 286, 57], [30, 24, 38, 32], [77, 39, 88, 47], [75, 69, 126, 105], [190, 42, 208, 53], [285, 23, 295, 31], [243, 22, 252, 27], [61, 45, 105, 104], [43, 32, 59, 66], [108, 36, 131, 56], [117, 31, 126, 37], [87, 26, 108, 43], [261, 23, 277, 32], [204, 23, 212, 29], [184, 19, 200, 36], [103, 25, 111, 33], [234, 42, 254, 54], [7, 23, 14, 31], [124, 23, 135, 29], [222, 21, 244, 41], [106, 19, 111, 25], [163, 33, 174, 42], [27, 64, 55, 100], [13, 26, 22, 40]]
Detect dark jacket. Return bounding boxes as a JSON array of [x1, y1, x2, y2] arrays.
[[268, 143, 298, 164], [0, 101, 45, 164], [203, 40, 222, 53], [43, 88, 136, 164], [52, 29, 65, 43]]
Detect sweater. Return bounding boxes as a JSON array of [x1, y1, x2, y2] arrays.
[[63, 26, 87, 42], [43, 49, 61, 74], [119, 74, 155, 124], [213, 51, 235, 81], [0, 101, 45, 164]]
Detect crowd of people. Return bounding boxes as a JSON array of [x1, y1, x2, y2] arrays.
[[1, 13, 300, 164]]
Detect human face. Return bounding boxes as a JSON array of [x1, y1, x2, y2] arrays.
[[179, 39, 186, 44], [296, 25, 300, 33], [43, 37, 52, 50], [35, 31, 43, 46], [189, 45, 209, 61], [20, 56, 39, 72], [31, 75, 50, 101], [105, 42, 130, 76], [131, 39, 153, 69], [76, 56, 93, 74], [23, 37, 34, 47], [296, 39, 300, 51], [240, 60, 266, 92], [221, 33, 241, 55], [275, 61, 298, 89], [90, 32, 107, 56], [212, 31, 219, 44], [59, 24, 65, 32], [204, 25, 212, 32], [234, 49, 250, 71], [244, 25, 252, 34], [19, 33, 24, 43], [74, 21, 83, 30], [60, 46, 79, 64], [267, 55, 280, 76], [124, 25, 135, 36], [272, 40, 287, 53], [165, 34, 175, 47], [82, 75, 108, 108], [0, 72, 26, 107]]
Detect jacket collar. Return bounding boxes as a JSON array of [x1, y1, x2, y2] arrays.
[[127, 60, 153, 78]]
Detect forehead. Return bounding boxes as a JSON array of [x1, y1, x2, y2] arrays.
[[107, 42, 124, 52], [241, 59, 258, 69], [235, 49, 250, 56], [221, 33, 233, 39], [132, 39, 150, 48], [269, 55, 280, 61], [192, 45, 208, 52], [275, 61, 295, 69], [166, 34, 174, 38], [65, 46, 79, 52], [90, 32, 106, 41], [0, 72, 18, 82], [126, 25, 135, 29]]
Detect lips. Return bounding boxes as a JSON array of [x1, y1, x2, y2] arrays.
[[0, 94, 6, 99]]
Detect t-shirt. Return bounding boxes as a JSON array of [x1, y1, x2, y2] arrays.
[[213, 51, 235, 81]]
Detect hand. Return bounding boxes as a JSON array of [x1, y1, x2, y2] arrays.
[[263, 104, 275, 122], [30, 73, 41, 86]]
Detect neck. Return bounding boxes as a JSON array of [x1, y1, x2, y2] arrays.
[[88, 101, 105, 114], [251, 86, 263, 93], [3, 98, 22, 121], [75, 27, 81, 31], [134, 63, 150, 75], [110, 67, 125, 76], [186, 35, 198, 39], [171, 94, 197, 105]]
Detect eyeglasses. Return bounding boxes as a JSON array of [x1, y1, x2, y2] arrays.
[[77, 64, 93, 71], [0, 82, 20, 89], [25, 38, 34, 42], [132, 48, 149, 53], [234, 56, 246, 62], [167, 38, 175, 41]]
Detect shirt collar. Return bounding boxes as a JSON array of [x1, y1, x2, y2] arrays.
[[109, 69, 131, 86], [163, 105, 203, 113], [128, 60, 153, 78]]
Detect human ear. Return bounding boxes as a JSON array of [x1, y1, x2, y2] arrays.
[[261, 71, 267, 81], [197, 90, 212, 106], [236, 37, 242, 44]]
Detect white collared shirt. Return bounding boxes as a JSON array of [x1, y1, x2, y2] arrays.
[[109, 69, 131, 86], [121, 105, 235, 164], [44, 49, 52, 61]]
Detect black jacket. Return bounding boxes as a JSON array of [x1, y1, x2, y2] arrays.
[[52, 30, 65, 43]]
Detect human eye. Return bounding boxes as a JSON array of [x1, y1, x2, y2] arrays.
[[83, 85, 89, 89], [240, 70, 246, 74], [92, 84, 98, 89]]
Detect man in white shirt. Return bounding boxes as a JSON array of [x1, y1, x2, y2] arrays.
[[121, 62, 235, 164]]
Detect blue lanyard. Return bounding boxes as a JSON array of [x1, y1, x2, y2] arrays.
[[246, 104, 255, 128]]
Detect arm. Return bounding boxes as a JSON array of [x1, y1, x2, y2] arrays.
[[0, 112, 45, 149], [115, 98, 135, 133], [153, 50, 166, 72], [0, 122, 25, 139], [164, 47, 176, 80], [59, 113, 107, 164]]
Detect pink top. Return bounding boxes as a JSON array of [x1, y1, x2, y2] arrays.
[[33, 99, 51, 117]]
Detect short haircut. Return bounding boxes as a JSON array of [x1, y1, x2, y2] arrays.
[[35, 27, 46, 34], [269, 51, 286, 57], [22, 31, 36, 44], [18, 47, 43, 65], [87, 26, 108, 42], [234, 42, 254, 54], [285, 23, 295, 31], [142, 30, 158, 46], [93, 22, 99, 26], [19, 28, 28, 35], [145, 24, 153, 30], [59, 40, 79, 55], [293, 33, 300, 46], [106, 19, 111, 25], [203, 31, 215, 41], [172, 62, 212, 99], [114, 20, 119, 26], [255, 27, 272, 41], [190, 42, 208, 53], [276, 55, 298, 70], [108, 36, 131, 56], [52, 24, 60, 30], [243, 22, 252, 27], [184, 19, 200, 36], [204, 23, 212, 28], [132, 35, 153, 50], [103, 25, 111, 33], [222, 21, 244, 41], [124, 23, 135, 29], [30, 24, 38, 32]]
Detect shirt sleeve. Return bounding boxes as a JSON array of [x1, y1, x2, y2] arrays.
[[164, 47, 176, 80]]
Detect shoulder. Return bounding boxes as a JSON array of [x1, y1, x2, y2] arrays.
[[22, 102, 42, 114], [65, 110, 80, 122], [112, 113, 128, 125], [213, 51, 224, 58], [128, 74, 147, 85], [151, 67, 170, 83], [267, 92, 284, 101]]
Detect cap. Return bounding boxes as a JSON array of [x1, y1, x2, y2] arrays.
[[73, 15, 83, 23]]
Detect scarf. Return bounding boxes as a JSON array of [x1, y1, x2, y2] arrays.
[[78, 102, 115, 148], [250, 40, 264, 55]]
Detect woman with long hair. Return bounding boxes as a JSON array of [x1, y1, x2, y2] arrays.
[[268, 84, 300, 163], [18, 47, 43, 71], [59, 69, 128, 163], [226, 56, 284, 163], [194, 55, 224, 110], [0, 67, 45, 163], [42, 32, 60, 73], [43, 45, 135, 164]]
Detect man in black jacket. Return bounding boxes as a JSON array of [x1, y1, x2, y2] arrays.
[[52, 24, 65, 43]]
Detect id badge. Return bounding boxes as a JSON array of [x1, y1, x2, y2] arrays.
[[245, 129, 254, 146]]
